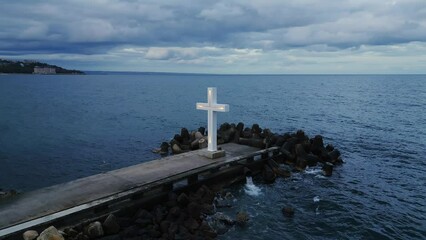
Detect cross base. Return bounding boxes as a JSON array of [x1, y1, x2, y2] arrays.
[[199, 149, 226, 159]]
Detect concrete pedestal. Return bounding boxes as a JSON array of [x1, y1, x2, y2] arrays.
[[200, 149, 226, 159]]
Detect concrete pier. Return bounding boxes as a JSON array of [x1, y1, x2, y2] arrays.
[[0, 143, 279, 238]]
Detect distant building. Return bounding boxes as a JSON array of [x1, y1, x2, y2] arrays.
[[33, 66, 56, 74]]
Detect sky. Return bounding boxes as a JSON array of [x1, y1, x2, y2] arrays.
[[1, 0, 426, 74]]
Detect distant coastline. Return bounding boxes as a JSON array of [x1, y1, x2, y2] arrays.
[[0, 59, 84, 75]]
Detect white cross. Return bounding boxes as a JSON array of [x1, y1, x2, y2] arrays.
[[196, 87, 229, 152]]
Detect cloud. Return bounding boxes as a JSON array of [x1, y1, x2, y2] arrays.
[[0, 0, 425, 73]]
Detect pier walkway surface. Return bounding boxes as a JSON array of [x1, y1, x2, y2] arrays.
[[0, 143, 273, 237]]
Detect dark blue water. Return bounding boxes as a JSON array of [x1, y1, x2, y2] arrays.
[[0, 74, 425, 239]]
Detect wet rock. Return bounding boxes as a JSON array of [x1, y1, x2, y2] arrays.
[[86, 221, 104, 238], [282, 207, 295, 217], [159, 142, 169, 154], [23, 230, 38, 240], [212, 212, 235, 226], [328, 149, 341, 163], [322, 162, 334, 177], [306, 154, 320, 167], [201, 203, 215, 215], [325, 144, 334, 152], [0, 189, 17, 200], [37, 226, 64, 240], [199, 220, 218, 238], [102, 214, 120, 235], [236, 211, 250, 226], [262, 164, 276, 183]]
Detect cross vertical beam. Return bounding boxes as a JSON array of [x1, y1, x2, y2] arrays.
[[196, 87, 229, 152]]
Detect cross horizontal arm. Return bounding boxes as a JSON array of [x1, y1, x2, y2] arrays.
[[196, 103, 229, 112]]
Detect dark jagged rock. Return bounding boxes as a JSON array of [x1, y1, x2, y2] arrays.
[[177, 193, 190, 207], [322, 162, 334, 176], [160, 142, 169, 154], [102, 214, 120, 235], [198, 127, 206, 135], [282, 207, 295, 217], [236, 211, 250, 226], [180, 128, 190, 142], [262, 164, 276, 183]]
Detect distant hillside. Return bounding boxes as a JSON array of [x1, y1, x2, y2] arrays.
[[0, 59, 84, 74]]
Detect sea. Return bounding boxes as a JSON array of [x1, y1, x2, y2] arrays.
[[0, 74, 425, 239]]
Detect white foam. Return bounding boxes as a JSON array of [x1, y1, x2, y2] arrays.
[[305, 167, 323, 175], [313, 196, 321, 203], [244, 176, 262, 196]]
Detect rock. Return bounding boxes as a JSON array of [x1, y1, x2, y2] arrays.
[[187, 202, 202, 219], [37, 226, 64, 240], [23, 230, 38, 240], [184, 217, 200, 231], [153, 205, 168, 223], [86, 221, 104, 238], [198, 138, 208, 149], [97, 234, 120, 240], [134, 208, 152, 220], [325, 144, 334, 152], [103, 214, 120, 235], [311, 135, 328, 160], [181, 128, 190, 141], [262, 164, 276, 183], [238, 138, 265, 148], [199, 220, 218, 238], [177, 193, 190, 207], [160, 220, 171, 233], [122, 225, 139, 238], [251, 124, 262, 136], [74, 232, 89, 240], [282, 207, 295, 217], [0, 189, 17, 200], [305, 154, 320, 167], [198, 127, 206, 135], [63, 228, 78, 238], [212, 212, 235, 226], [322, 162, 334, 176], [201, 203, 215, 215], [168, 206, 181, 219], [160, 142, 169, 154], [195, 131, 204, 139], [171, 143, 183, 154], [235, 211, 250, 226], [241, 128, 252, 138], [173, 134, 184, 144], [328, 149, 341, 163]]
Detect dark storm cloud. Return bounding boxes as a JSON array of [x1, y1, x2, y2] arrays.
[[0, 0, 425, 73], [1, 0, 425, 54]]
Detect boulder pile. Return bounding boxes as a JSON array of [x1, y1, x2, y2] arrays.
[[27, 186, 245, 240], [156, 122, 343, 180]]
